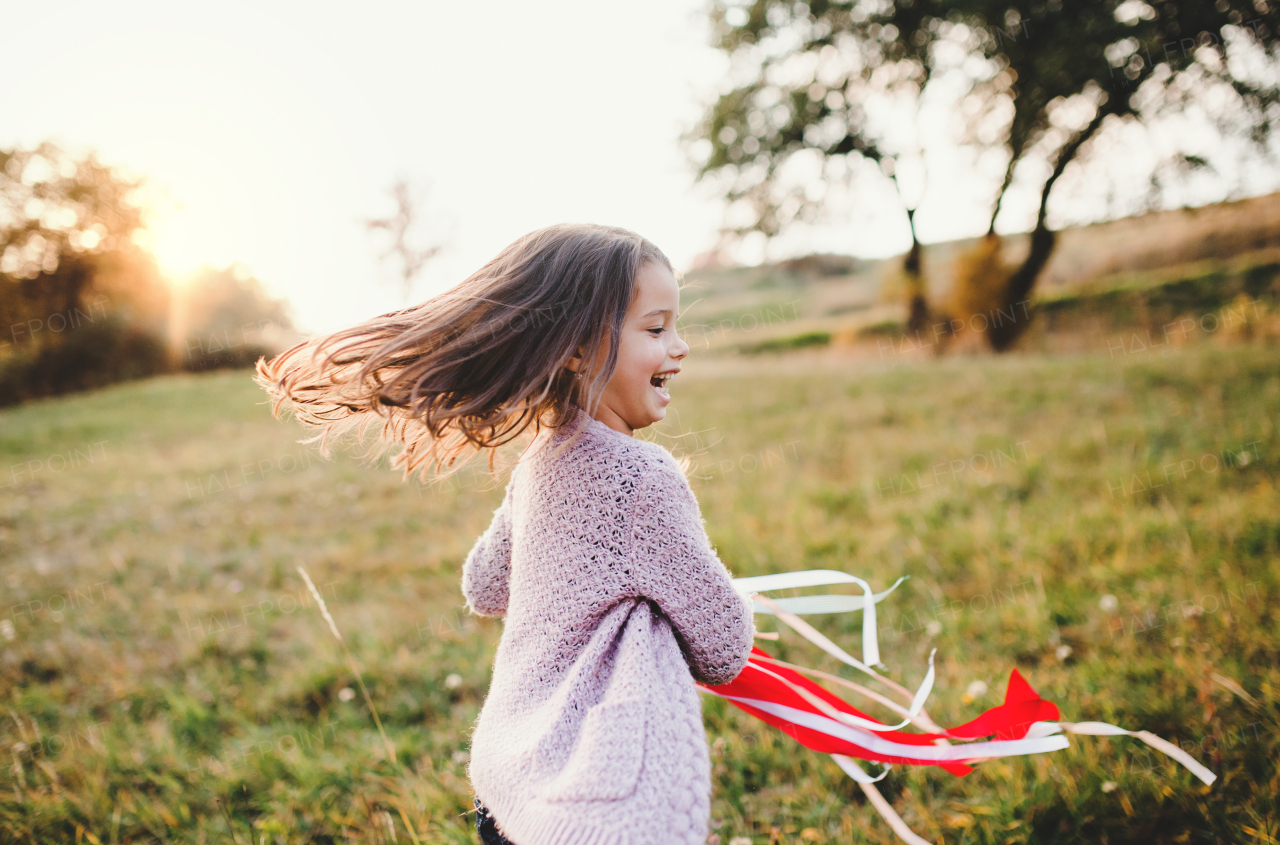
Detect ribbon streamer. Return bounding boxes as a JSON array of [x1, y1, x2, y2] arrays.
[[1052, 722, 1216, 786], [735, 572, 908, 616], [698, 569, 1218, 844]]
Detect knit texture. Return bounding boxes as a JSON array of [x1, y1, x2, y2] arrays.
[[461, 405, 756, 845]]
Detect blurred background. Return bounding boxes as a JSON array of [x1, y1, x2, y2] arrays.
[[2, 1, 1279, 843]]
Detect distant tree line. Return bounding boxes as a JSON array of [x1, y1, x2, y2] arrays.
[[0, 143, 294, 407]]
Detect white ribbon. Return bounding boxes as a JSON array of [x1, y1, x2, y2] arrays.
[[847, 574, 881, 667], [735, 573, 907, 671], [1032, 721, 1217, 786], [736, 573, 907, 619], [734, 570, 908, 597], [855, 779, 933, 845], [753, 593, 879, 675], [704, 692, 1072, 763], [829, 757, 931, 845], [830, 754, 888, 783]]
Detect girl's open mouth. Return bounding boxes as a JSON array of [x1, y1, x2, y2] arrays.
[[650, 372, 674, 400]]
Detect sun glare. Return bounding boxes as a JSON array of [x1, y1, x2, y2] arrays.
[[135, 182, 238, 281]]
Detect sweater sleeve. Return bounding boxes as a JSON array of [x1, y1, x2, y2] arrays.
[[628, 453, 756, 686], [461, 477, 516, 617]]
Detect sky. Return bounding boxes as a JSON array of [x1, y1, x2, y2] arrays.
[[0, 1, 1266, 334]]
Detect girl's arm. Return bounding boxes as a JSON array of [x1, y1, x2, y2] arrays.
[[461, 478, 516, 617], [629, 455, 756, 686]]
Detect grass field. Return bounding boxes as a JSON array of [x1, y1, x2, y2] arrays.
[[1, 337, 1278, 844]]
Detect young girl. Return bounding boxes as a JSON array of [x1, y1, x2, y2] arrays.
[[255, 223, 757, 845]]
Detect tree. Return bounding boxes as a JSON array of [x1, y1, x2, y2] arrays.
[[0, 143, 171, 404], [691, 0, 1280, 350], [365, 179, 447, 303], [967, 1, 1279, 349], [689, 0, 944, 333], [0, 143, 164, 336]]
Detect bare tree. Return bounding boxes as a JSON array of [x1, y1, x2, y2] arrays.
[[365, 179, 447, 302]]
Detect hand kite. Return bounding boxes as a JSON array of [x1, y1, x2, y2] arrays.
[[697, 571, 1215, 845]]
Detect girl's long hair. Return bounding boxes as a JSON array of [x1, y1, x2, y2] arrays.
[[254, 223, 673, 482]]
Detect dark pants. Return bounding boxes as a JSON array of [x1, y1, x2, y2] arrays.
[[474, 796, 517, 845]]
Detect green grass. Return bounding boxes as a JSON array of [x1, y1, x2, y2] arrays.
[[739, 331, 833, 355], [1, 340, 1278, 844], [1035, 261, 1279, 327]]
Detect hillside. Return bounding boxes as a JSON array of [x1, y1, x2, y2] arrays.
[[678, 192, 1280, 357]]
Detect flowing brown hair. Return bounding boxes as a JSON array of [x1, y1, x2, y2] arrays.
[[254, 223, 673, 483]]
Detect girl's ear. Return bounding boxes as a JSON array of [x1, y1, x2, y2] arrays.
[[565, 345, 586, 373]]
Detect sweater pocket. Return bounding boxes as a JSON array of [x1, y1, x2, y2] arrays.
[[542, 696, 648, 803]]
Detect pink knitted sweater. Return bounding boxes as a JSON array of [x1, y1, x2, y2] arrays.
[[461, 405, 756, 845]]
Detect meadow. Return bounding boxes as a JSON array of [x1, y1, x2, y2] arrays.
[[1, 332, 1277, 843]]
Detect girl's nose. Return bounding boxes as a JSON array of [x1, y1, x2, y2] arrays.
[[672, 331, 690, 359]]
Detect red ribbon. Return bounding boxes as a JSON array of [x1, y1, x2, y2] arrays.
[[700, 645, 1061, 776]]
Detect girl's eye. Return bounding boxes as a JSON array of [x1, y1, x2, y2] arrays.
[[648, 327, 665, 336]]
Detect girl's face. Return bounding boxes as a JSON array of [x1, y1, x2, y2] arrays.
[[577, 260, 689, 435]]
